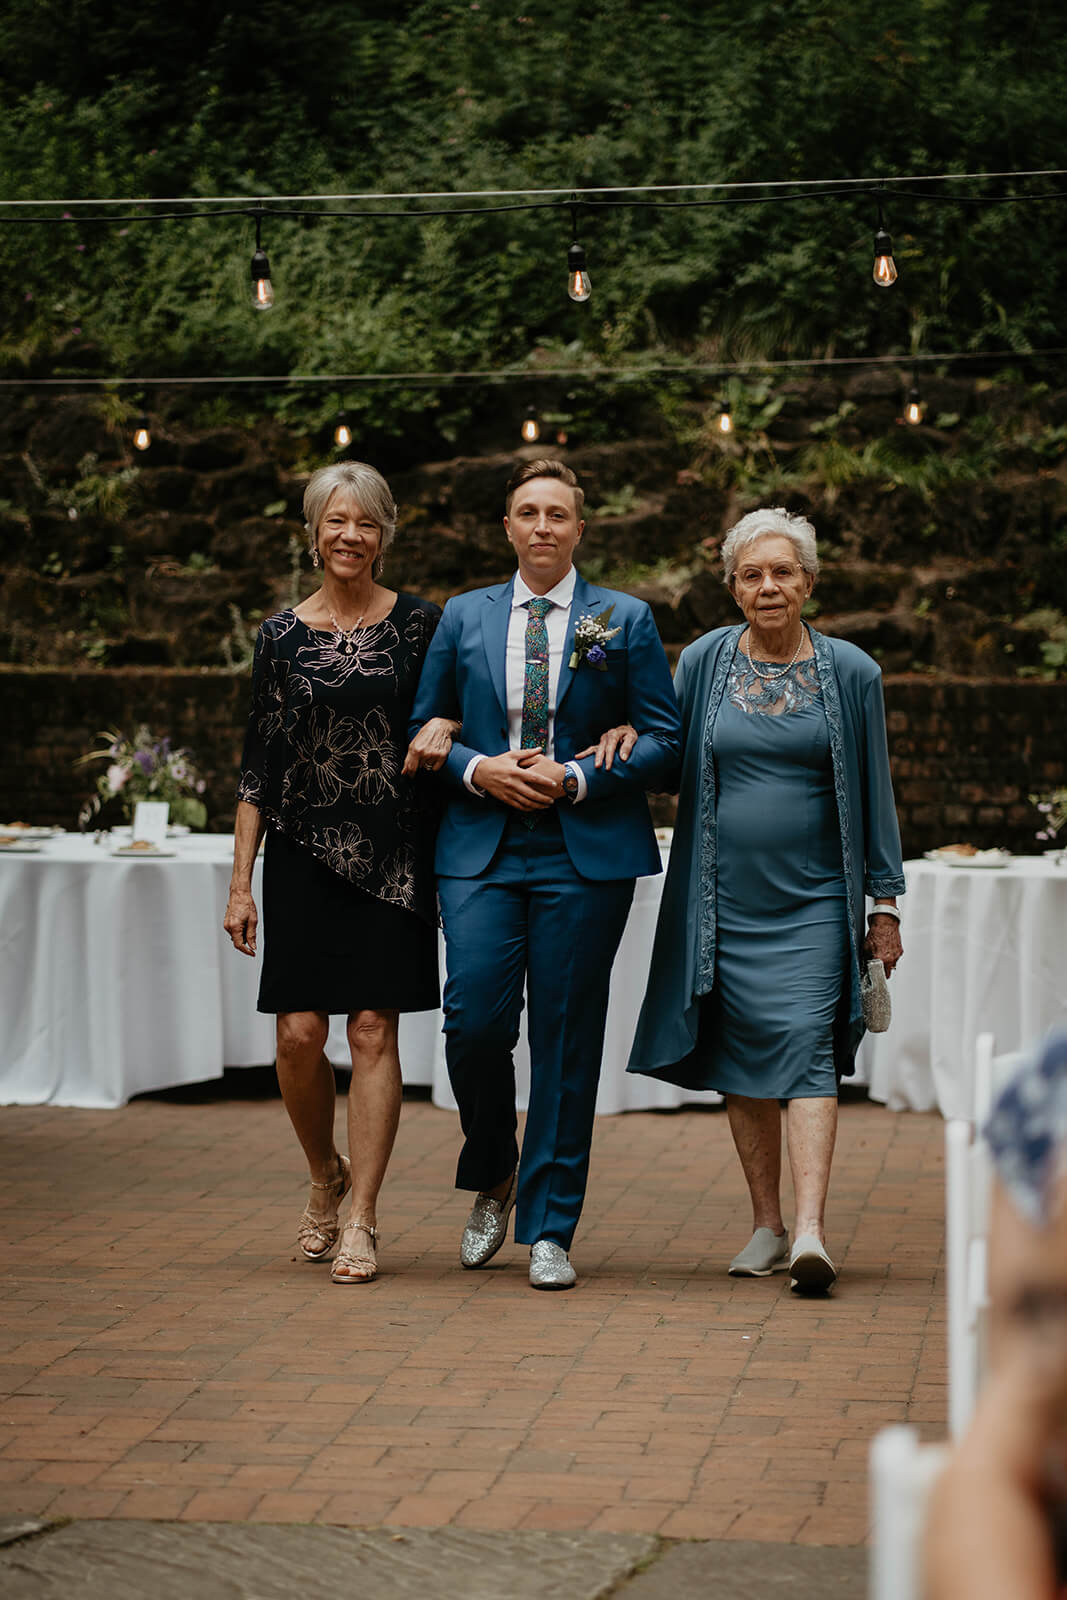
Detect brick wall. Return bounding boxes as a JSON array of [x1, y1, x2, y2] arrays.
[[2, 667, 1064, 857]]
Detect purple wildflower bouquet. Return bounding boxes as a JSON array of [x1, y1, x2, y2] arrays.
[[77, 725, 208, 829], [1031, 787, 1067, 845]]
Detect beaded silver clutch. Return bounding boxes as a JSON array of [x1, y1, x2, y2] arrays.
[[861, 959, 892, 1033]]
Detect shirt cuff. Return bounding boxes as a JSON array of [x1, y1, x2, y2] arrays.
[[463, 755, 487, 795], [565, 760, 588, 803]]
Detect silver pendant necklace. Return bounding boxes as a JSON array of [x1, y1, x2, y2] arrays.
[[743, 625, 805, 680], [327, 608, 366, 655]]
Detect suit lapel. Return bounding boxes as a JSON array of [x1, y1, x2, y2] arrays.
[[480, 578, 514, 719], [557, 572, 604, 713]]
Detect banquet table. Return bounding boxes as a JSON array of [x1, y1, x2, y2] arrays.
[[860, 854, 1067, 1119], [6, 837, 1063, 1117], [0, 832, 711, 1114]]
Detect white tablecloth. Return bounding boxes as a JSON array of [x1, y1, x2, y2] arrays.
[[0, 833, 713, 1114], [860, 855, 1067, 1119]]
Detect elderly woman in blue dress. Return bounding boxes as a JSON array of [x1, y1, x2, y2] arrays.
[[629, 507, 905, 1293]]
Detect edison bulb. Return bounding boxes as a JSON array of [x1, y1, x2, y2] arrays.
[[717, 408, 733, 436], [567, 242, 591, 303], [521, 408, 541, 443], [250, 247, 274, 310], [873, 229, 897, 287], [133, 419, 151, 451], [334, 419, 353, 448], [905, 387, 923, 425]]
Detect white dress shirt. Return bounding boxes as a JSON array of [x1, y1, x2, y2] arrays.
[[463, 567, 587, 800]]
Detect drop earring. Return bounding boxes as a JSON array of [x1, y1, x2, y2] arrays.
[[373, 551, 385, 580], [312, 546, 320, 569]]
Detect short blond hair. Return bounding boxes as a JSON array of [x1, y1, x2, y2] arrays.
[[303, 461, 397, 555], [504, 458, 585, 518]]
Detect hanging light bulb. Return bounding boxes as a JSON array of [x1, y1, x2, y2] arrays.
[[716, 398, 733, 436], [250, 209, 274, 310], [521, 406, 541, 444], [250, 247, 274, 309], [873, 228, 898, 288], [567, 241, 591, 303], [132, 415, 151, 452], [904, 384, 924, 426], [333, 411, 353, 449]]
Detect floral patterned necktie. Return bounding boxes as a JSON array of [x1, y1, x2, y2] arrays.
[[519, 596, 553, 753]]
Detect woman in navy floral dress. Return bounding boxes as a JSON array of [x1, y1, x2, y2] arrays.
[[224, 462, 454, 1284]]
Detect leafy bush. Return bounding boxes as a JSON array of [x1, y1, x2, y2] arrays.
[[1, 0, 1065, 457]]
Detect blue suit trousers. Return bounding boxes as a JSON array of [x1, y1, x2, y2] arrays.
[[438, 811, 634, 1250]]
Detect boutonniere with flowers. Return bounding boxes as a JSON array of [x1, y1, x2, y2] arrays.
[[569, 605, 622, 671]]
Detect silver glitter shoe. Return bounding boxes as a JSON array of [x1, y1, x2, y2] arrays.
[[728, 1227, 790, 1277], [529, 1239, 576, 1290], [459, 1170, 517, 1268]]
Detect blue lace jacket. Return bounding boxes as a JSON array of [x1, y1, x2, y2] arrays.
[[628, 624, 906, 1086]]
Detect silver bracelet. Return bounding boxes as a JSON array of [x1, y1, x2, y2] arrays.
[[869, 904, 901, 922]]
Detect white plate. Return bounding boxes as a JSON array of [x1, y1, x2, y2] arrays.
[[110, 845, 177, 859], [0, 826, 62, 841], [110, 825, 190, 839], [0, 839, 45, 853], [924, 847, 1012, 869]]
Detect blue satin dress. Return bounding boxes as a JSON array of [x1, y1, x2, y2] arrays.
[[702, 650, 846, 1099]]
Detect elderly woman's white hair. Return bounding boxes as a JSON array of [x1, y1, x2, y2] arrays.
[[721, 507, 819, 587], [303, 461, 398, 559]]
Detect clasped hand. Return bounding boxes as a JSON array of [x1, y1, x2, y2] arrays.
[[474, 749, 565, 810], [476, 721, 639, 810]]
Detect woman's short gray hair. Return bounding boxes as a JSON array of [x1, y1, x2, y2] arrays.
[[303, 461, 398, 554], [721, 507, 819, 586]]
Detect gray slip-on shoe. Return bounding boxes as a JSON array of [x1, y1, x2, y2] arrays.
[[459, 1170, 517, 1268], [728, 1227, 791, 1277], [789, 1232, 837, 1294], [529, 1239, 576, 1290]]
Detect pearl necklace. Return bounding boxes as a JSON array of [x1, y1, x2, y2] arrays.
[[742, 626, 806, 680], [328, 608, 366, 655]]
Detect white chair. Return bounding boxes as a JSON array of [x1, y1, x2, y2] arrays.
[[944, 1115, 989, 1439], [944, 1033, 1026, 1438], [868, 1424, 948, 1600]]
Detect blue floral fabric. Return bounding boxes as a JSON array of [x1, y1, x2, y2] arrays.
[[985, 1031, 1067, 1223], [237, 594, 442, 924]]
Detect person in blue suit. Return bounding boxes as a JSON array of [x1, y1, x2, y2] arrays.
[[405, 458, 681, 1289]]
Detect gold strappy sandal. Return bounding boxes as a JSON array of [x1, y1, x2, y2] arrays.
[[297, 1154, 351, 1261], [331, 1218, 379, 1284]]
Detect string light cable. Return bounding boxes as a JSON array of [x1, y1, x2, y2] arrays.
[[3, 346, 1065, 390], [3, 170, 1063, 315]]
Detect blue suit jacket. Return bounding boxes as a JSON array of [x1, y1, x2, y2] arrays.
[[410, 572, 682, 880]]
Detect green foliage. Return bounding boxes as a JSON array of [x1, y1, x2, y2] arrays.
[[589, 484, 639, 518], [1014, 609, 1067, 680], [220, 603, 261, 671], [0, 0, 1065, 452], [22, 450, 140, 523]]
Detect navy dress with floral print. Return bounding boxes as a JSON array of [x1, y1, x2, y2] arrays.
[[237, 594, 442, 927]]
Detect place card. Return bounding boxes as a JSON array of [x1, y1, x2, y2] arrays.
[[131, 801, 170, 847]]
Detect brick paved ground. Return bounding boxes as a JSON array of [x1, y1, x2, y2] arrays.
[[0, 1083, 947, 1544]]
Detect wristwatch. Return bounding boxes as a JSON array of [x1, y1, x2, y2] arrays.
[[561, 769, 580, 802]]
